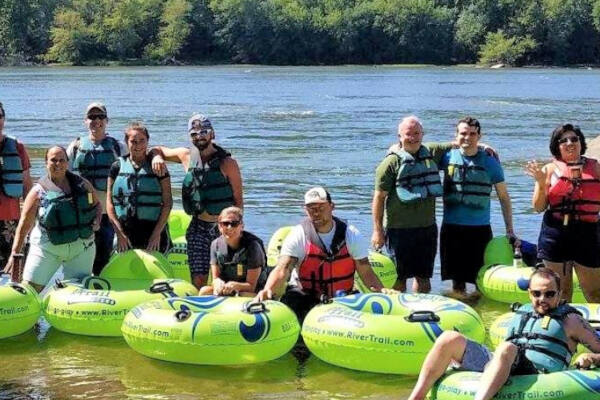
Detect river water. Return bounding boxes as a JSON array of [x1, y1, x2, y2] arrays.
[[1, 66, 599, 399]]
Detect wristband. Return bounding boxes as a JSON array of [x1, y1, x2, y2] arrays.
[[11, 253, 24, 259]]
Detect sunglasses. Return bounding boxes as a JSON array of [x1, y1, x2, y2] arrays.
[[190, 129, 211, 137], [219, 220, 241, 228], [558, 136, 579, 144], [87, 114, 107, 121], [529, 290, 557, 299]]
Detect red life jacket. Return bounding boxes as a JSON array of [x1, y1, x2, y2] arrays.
[[548, 157, 600, 223], [298, 217, 356, 299]]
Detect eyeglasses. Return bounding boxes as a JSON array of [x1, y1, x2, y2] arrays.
[[529, 290, 557, 299], [219, 220, 241, 228], [558, 136, 579, 145], [190, 129, 211, 137], [87, 114, 107, 121]]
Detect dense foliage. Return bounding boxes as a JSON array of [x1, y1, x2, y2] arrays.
[[1, 0, 600, 65]]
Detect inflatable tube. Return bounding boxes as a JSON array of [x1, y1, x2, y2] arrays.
[[489, 303, 600, 349], [166, 236, 192, 283], [301, 293, 485, 375], [266, 225, 396, 290], [426, 369, 600, 400], [122, 296, 300, 365], [43, 250, 198, 336], [477, 236, 585, 303], [168, 209, 191, 240], [0, 276, 41, 339]]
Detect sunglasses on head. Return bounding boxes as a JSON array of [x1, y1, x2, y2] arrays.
[[529, 290, 557, 299], [558, 136, 579, 144], [87, 114, 107, 121], [190, 129, 211, 137], [219, 220, 241, 228]]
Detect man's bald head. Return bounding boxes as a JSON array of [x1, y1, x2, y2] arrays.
[[398, 115, 423, 133]]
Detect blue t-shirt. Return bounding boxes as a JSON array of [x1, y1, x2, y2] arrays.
[[439, 149, 505, 225]]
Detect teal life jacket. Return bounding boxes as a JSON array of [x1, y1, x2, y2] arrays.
[[505, 303, 581, 373], [72, 135, 120, 191], [0, 135, 24, 198], [111, 156, 163, 222], [39, 171, 97, 245], [443, 148, 492, 209], [215, 231, 266, 283], [182, 145, 234, 217], [392, 145, 442, 203]]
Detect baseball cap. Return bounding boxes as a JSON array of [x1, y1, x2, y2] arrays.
[[86, 102, 107, 117], [188, 113, 212, 131], [304, 187, 331, 205]]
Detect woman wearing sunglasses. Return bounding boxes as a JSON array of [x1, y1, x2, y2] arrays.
[[106, 122, 172, 253], [199, 207, 266, 296], [526, 124, 600, 302]]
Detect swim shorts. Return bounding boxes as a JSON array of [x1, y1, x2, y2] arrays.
[[441, 223, 492, 283], [186, 219, 219, 276], [386, 224, 437, 280], [459, 339, 492, 372], [537, 211, 600, 268]]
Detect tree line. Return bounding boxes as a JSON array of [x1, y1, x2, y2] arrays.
[[1, 0, 600, 66]]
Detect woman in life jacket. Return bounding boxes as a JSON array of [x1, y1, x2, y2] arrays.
[[106, 122, 172, 253], [199, 207, 265, 297], [526, 124, 600, 302], [3, 146, 102, 292]]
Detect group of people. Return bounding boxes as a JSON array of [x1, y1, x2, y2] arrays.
[[2, 100, 600, 399]]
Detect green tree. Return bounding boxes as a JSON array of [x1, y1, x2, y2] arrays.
[[45, 8, 94, 63], [478, 30, 537, 65], [147, 0, 192, 61]]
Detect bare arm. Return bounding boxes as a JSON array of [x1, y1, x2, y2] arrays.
[[525, 161, 550, 212], [254, 255, 297, 301], [222, 158, 243, 209], [10, 188, 40, 255], [81, 178, 102, 229], [495, 182, 514, 236], [22, 168, 33, 196], [371, 189, 387, 249], [105, 176, 131, 252], [567, 314, 600, 368], [355, 257, 384, 292], [150, 146, 191, 170], [147, 176, 173, 251]]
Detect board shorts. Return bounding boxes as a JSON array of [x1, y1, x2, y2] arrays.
[[386, 224, 437, 280], [441, 223, 492, 284], [537, 211, 600, 268], [186, 219, 219, 276]]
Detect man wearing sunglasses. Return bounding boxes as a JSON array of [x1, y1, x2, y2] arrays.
[[66, 102, 129, 275], [408, 267, 600, 400], [255, 186, 389, 322], [151, 113, 243, 289]]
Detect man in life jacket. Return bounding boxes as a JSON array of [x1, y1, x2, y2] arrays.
[[438, 117, 515, 300], [255, 187, 391, 322], [0, 101, 33, 272], [372, 116, 453, 293], [408, 268, 600, 400], [150, 114, 243, 289], [66, 102, 129, 275]]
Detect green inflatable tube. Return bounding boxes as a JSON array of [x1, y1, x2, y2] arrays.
[[301, 293, 485, 375], [266, 225, 397, 290], [43, 250, 198, 336], [122, 296, 300, 365], [168, 209, 191, 240], [477, 236, 585, 304], [426, 369, 600, 400], [0, 276, 41, 339]]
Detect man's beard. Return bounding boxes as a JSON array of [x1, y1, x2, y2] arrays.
[[194, 140, 210, 151]]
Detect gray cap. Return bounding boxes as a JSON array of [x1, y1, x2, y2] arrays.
[[304, 186, 332, 205], [188, 113, 212, 131], [86, 102, 107, 117]]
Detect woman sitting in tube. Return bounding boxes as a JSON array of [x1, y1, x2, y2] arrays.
[[4, 146, 101, 292], [526, 124, 600, 302], [107, 121, 172, 253], [199, 207, 266, 296]]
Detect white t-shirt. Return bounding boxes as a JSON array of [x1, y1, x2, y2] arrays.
[[66, 135, 128, 214], [281, 220, 369, 287]]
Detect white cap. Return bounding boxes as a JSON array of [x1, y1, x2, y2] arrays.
[[188, 113, 212, 131], [304, 186, 331, 205]]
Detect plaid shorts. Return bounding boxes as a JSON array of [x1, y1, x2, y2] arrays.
[[185, 219, 219, 276]]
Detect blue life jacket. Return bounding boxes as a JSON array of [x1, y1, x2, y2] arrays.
[[505, 303, 580, 373], [392, 145, 442, 203], [0, 135, 24, 198], [72, 135, 120, 191], [111, 156, 163, 222], [182, 145, 234, 216], [39, 171, 97, 245], [443, 148, 492, 209], [214, 231, 266, 283]]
